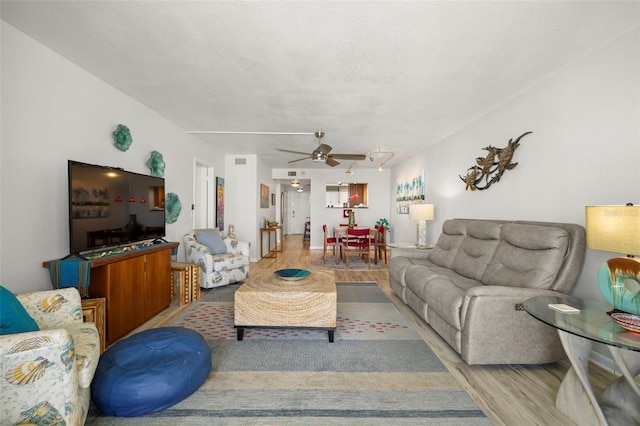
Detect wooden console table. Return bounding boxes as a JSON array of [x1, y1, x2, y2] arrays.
[[260, 226, 282, 258]]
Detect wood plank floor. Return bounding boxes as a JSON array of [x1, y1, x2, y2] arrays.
[[135, 234, 615, 425]]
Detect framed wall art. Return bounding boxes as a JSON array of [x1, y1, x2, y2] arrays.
[[396, 172, 425, 214], [260, 184, 269, 208], [216, 177, 224, 231]]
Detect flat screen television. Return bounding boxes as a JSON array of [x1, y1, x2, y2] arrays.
[[68, 160, 166, 255]]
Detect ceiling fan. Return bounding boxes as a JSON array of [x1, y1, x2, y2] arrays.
[[276, 132, 366, 167]]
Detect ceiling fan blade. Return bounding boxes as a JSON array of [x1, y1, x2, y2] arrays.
[[316, 144, 333, 155], [329, 154, 367, 160], [276, 148, 310, 156], [288, 156, 312, 164], [325, 157, 340, 167]]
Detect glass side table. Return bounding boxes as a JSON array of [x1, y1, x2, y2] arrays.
[[524, 296, 640, 426]]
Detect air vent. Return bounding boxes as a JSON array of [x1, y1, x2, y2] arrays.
[[235, 158, 247, 165], [288, 171, 297, 176]]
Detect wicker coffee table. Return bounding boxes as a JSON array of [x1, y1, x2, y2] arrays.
[[234, 269, 337, 342]]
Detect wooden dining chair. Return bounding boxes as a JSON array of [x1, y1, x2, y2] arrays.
[[322, 224, 337, 263], [375, 225, 388, 264], [341, 228, 371, 266]]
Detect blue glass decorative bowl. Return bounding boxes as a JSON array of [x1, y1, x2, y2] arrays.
[[274, 269, 311, 281]]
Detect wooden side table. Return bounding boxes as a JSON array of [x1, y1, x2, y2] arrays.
[[171, 262, 200, 305], [81, 298, 106, 354]]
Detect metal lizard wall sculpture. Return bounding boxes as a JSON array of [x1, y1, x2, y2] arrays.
[[459, 131, 532, 191]]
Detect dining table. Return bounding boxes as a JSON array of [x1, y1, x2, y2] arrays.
[[332, 226, 379, 264]]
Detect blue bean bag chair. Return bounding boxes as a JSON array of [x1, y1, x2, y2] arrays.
[[92, 327, 211, 417]]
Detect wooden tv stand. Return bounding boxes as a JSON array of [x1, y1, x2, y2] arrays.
[[88, 242, 178, 346], [46, 242, 178, 347]]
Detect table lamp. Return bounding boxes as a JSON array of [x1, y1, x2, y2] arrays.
[[586, 204, 640, 314], [409, 203, 434, 249]]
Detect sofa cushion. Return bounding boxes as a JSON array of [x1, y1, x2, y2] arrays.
[[195, 228, 227, 255], [481, 223, 570, 289], [405, 265, 482, 330], [450, 221, 502, 280], [428, 219, 467, 268], [0, 286, 39, 335]]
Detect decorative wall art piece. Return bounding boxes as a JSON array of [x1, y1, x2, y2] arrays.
[[112, 124, 132, 151], [260, 184, 269, 209], [71, 187, 110, 218], [146, 151, 165, 177], [396, 173, 425, 214], [460, 131, 531, 191], [165, 192, 181, 224], [271, 193, 275, 206], [216, 177, 224, 231]]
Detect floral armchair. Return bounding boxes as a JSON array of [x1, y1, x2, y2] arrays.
[[184, 231, 250, 288], [0, 287, 100, 425]]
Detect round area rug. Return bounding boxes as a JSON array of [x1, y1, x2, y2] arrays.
[[307, 251, 389, 271]]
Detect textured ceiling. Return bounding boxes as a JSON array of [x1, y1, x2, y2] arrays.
[[2, 1, 638, 169]]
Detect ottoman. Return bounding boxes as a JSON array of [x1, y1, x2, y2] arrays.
[[91, 327, 211, 417]]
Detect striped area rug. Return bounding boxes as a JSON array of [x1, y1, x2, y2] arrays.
[[86, 282, 489, 425]]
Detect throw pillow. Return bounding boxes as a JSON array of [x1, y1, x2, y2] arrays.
[[195, 229, 227, 255], [0, 285, 39, 335]]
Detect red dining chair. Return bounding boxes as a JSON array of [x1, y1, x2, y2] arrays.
[[374, 225, 388, 264], [341, 228, 371, 266], [322, 224, 337, 263]]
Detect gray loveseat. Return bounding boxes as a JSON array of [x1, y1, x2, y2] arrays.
[[390, 219, 586, 365]]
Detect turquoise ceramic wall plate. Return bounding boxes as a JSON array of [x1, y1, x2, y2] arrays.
[[146, 151, 165, 177], [112, 124, 132, 151], [597, 257, 640, 315], [165, 193, 181, 224]]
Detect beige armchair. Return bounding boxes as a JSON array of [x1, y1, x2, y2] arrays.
[[0, 287, 100, 425]]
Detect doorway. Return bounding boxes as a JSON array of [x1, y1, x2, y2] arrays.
[[193, 158, 215, 229], [288, 190, 310, 235]]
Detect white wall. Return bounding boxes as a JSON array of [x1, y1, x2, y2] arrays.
[[0, 22, 224, 292]]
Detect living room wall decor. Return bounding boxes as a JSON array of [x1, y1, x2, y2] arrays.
[[146, 151, 165, 177], [112, 124, 132, 151], [216, 177, 224, 231], [260, 184, 269, 209], [165, 192, 181, 224], [396, 173, 425, 214], [459, 131, 532, 191]]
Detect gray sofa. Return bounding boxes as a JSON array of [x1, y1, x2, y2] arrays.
[[390, 218, 586, 365]]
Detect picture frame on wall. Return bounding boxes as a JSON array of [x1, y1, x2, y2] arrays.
[[396, 172, 425, 214], [260, 184, 269, 208], [216, 177, 224, 230], [271, 193, 275, 205]]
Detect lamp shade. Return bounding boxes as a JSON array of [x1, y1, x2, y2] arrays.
[[586, 205, 640, 255], [409, 203, 435, 221]]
